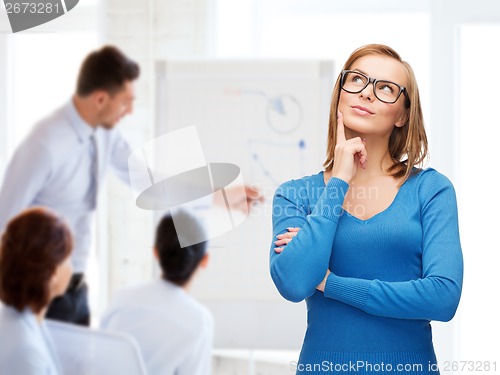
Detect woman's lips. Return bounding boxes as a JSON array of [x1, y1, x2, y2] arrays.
[[351, 106, 374, 116]]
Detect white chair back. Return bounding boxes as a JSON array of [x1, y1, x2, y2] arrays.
[[47, 320, 148, 375]]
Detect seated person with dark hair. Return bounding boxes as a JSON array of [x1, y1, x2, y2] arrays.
[[101, 210, 213, 375], [0, 207, 73, 374]]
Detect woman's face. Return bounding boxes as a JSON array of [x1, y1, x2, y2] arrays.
[[50, 255, 73, 299], [338, 54, 408, 137]]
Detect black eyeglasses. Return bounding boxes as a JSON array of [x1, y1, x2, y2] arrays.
[[340, 70, 410, 107]]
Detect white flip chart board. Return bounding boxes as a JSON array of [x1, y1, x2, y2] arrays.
[[155, 59, 335, 349]]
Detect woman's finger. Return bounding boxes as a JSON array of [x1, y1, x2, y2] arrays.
[[359, 139, 368, 167], [355, 145, 368, 166], [346, 137, 368, 165], [336, 111, 346, 143], [277, 232, 298, 240], [274, 238, 293, 246], [274, 227, 301, 252]]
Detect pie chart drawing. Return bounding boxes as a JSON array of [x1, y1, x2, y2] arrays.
[[266, 94, 303, 134]]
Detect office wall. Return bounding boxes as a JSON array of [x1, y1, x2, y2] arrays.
[[457, 23, 500, 364]]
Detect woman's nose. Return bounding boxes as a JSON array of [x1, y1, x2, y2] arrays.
[[359, 82, 375, 101]]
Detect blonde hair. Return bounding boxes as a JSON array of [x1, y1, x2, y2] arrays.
[[323, 44, 428, 185]]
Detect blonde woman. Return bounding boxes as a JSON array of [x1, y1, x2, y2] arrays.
[[270, 44, 463, 374]]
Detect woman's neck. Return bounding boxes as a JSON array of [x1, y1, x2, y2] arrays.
[[346, 131, 394, 179], [34, 306, 47, 323]]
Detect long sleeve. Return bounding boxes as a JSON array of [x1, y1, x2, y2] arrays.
[[270, 176, 349, 303], [323, 171, 464, 322], [0, 141, 52, 233]]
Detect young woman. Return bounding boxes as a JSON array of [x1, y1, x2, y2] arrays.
[[270, 44, 463, 374], [0, 207, 73, 374], [101, 210, 213, 375]]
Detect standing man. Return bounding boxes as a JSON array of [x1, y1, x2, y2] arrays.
[[0, 46, 139, 326]]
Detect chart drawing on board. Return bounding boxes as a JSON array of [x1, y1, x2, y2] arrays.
[[228, 88, 307, 186], [225, 88, 303, 134], [247, 139, 307, 186]]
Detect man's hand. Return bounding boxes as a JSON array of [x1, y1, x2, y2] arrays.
[[214, 185, 264, 212]]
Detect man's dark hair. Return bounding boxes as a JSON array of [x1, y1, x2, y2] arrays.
[[76, 45, 140, 97], [154, 211, 207, 287]]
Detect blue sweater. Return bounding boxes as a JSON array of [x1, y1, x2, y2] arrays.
[[270, 168, 463, 374]]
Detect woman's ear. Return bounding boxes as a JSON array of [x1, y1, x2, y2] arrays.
[[49, 256, 73, 299], [395, 109, 409, 128], [49, 269, 58, 289], [153, 247, 159, 261]]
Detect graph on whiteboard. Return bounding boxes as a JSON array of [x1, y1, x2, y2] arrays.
[[156, 60, 334, 302], [224, 88, 303, 134], [222, 88, 308, 185]]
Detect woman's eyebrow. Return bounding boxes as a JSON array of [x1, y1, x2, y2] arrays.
[[351, 68, 367, 75], [352, 68, 398, 83]]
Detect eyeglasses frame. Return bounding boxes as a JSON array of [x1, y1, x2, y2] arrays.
[[340, 70, 411, 107]]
